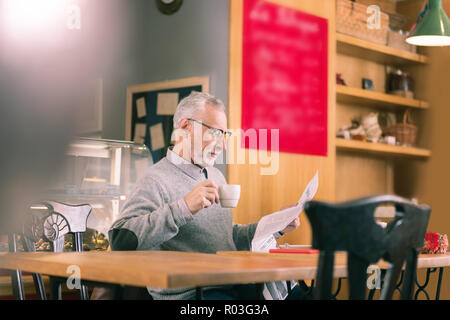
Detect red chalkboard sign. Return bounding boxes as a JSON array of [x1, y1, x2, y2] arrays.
[[241, 0, 328, 156]]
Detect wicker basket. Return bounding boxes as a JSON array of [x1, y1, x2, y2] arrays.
[[383, 111, 417, 146], [387, 30, 417, 53], [336, 0, 390, 45]]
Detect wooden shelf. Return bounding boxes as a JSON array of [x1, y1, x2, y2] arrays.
[[336, 138, 431, 159], [336, 85, 429, 110], [336, 33, 428, 66]]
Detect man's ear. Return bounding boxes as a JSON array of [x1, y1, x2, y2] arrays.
[[179, 118, 190, 130]]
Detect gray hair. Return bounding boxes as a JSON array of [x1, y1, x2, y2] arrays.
[[173, 91, 226, 128]]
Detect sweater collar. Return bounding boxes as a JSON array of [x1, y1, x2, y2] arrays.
[[166, 148, 208, 181]]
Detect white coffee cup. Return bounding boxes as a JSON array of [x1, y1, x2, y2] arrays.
[[218, 184, 241, 208]]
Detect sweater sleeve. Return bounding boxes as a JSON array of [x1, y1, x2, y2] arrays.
[[232, 222, 258, 251], [109, 176, 192, 250]]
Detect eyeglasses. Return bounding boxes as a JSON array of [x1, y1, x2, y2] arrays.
[[187, 118, 232, 140]]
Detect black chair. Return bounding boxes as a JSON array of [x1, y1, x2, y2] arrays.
[[42, 201, 92, 300], [7, 233, 26, 300], [10, 201, 92, 300], [6, 203, 52, 300], [304, 195, 430, 300], [20, 203, 54, 300]]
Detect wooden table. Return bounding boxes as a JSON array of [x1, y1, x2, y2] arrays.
[[1, 250, 448, 299], [217, 251, 450, 299], [0, 250, 346, 290], [217, 251, 450, 273], [218, 251, 349, 279]]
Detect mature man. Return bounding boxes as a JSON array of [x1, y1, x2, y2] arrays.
[[109, 92, 304, 300]]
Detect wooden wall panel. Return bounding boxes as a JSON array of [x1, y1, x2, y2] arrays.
[[336, 153, 393, 201], [227, 0, 336, 245], [335, 51, 393, 201]]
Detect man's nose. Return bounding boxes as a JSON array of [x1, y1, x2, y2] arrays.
[[221, 136, 227, 151]]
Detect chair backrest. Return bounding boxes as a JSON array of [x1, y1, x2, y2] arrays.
[[23, 201, 92, 252], [42, 201, 92, 252], [20, 201, 92, 300], [304, 195, 430, 300]]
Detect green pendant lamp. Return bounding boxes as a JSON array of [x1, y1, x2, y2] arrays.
[[406, 0, 450, 46]]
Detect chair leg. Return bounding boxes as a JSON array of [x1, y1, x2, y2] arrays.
[[402, 249, 418, 300], [314, 250, 335, 300], [113, 285, 124, 300], [49, 277, 62, 300], [73, 232, 83, 252], [73, 232, 89, 300], [8, 233, 25, 300], [286, 280, 292, 296], [196, 287, 203, 300], [21, 236, 47, 300], [255, 283, 264, 300], [380, 257, 405, 300], [31, 273, 47, 300], [79, 284, 89, 300], [10, 270, 25, 300], [347, 253, 369, 300]]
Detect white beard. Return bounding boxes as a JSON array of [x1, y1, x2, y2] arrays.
[[193, 143, 223, 168]]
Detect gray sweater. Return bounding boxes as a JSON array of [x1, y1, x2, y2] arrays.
[[109, 151, 258, 300]]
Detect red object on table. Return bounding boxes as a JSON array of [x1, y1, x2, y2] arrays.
[[241, 0, 328, 156], [269, 248, 319, 254]]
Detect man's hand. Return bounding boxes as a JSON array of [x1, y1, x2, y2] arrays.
[[280, 217, 300, 234], [184, 180, 220, 214], [279, 203, 301, 234]]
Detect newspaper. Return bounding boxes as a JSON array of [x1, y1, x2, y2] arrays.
[[251, 171, 319, 252]]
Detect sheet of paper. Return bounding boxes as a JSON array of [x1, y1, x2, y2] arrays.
[[149, 122, 165, 150], [136, 97, 147, 118], [133, 123, 147, 144], [251, 171, 319, 252], [156, 92, 179, 115]]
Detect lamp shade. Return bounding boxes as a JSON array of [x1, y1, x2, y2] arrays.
[[406, 0, 450, 46]]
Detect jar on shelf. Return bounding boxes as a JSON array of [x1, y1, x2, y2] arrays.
[[387, 69, 415, 99]]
